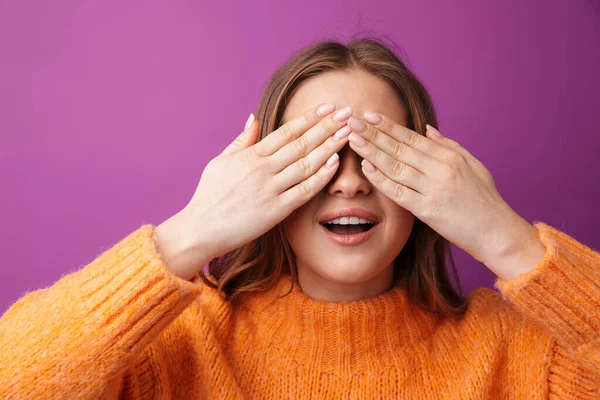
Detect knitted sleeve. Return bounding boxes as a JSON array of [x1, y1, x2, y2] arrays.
[[495, 222, 600, 398], [0, 224, 204, 399]]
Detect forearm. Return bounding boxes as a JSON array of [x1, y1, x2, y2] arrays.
[[0, 225, 203, 398]]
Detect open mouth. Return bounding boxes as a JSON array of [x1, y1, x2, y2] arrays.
[[320, 222, 378, 235]]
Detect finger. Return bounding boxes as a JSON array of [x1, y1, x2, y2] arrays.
[[426, 124, 476, 160], [277, 152, 340, 211], [360, 112, 451, 162], [253, 103, 336, 157], [219, 113, 259, 157], [359, 158, 424, 215], [348, 116, 436, 176], [425, 124, 490, 180], [348, 133, 431, 195], [269, 107, 352, 173], [273, 132, 349, 193]]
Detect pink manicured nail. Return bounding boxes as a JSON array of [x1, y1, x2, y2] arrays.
[[364, 111, 381, 124], [332, 126, 351, 141], [348, 117, 367, 133], [348, 132, 366, 146], [244, 113, 255, 131], [316, 103, 335, 117], [427, 124, 443, 138], [361, 159, 376, 173], [332, 106, 352, 122], [326, 153, 339, 167]]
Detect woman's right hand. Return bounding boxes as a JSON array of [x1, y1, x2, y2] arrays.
[[154, 103, 352, 280]]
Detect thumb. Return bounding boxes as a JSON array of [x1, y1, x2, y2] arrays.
[[220, 113, 259, 157]]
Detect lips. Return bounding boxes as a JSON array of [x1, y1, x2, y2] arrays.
[[318, 207, 381, 224], [319, 220, 380, 246]]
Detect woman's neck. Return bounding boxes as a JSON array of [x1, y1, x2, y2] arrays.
[[296, 263, 395, 302]]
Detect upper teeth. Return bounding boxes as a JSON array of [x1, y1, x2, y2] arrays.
[[323, 216, 376, 225]]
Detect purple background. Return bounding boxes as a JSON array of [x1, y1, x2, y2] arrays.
[[1, 0, 599, 313]]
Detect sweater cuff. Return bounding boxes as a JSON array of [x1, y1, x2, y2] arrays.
[[494, 222, 600, 350], [62, 224, 205, 356]]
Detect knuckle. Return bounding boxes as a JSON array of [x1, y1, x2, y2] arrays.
[[446, 137, 462, 148], [393, 183, 405, 200], [425, 198, 441, 219], [232, 137, 245, 148], [392, 161, 405, 177], [446, 150, 463, 164], [419, 201, 433, 220], [405, 133, 421, 148], [293, 135, 309, 153], [298, 181, 313, 198], [302, 113, 311, 125], [278, 124, 293, 141], [445, 164, 460, 182], [315, 119, 328, 136], [245, 145, 259, 158], [297, 157, 311, 173], [249, 161, 264, 175], [447, 154, 466, 174], [369, 128, 379, 142], [392, 140, 405, 158], [380, 118, 394, 133], [372, 147, 381, 160]]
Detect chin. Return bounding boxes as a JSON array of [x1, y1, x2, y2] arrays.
[[310, 259, 386, 284]]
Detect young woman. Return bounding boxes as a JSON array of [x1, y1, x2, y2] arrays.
[[1, 38, 598, 399]]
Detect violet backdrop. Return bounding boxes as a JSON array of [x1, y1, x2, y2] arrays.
[[1, 0, 599, 312]]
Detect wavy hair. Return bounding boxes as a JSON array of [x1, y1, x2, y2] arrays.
[[198, 36, 468, 317]]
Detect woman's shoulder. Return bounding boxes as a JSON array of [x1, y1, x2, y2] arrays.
[[456, 285, 554, 344], [147, 275, 236, 358]]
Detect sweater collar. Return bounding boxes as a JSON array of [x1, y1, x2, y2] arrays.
[[242, 273, 442, 373]]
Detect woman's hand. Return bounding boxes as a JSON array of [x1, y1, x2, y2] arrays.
[[155, 103, 353, 280], [345, 113, 541, 277]]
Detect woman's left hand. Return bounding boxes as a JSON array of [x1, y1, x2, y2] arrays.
[[346, 112, 541, 276]]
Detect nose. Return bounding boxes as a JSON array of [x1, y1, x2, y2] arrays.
[[327, 145, 372, 198]]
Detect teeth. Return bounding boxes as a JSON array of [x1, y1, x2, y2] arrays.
[[323, 216, 376, 225]]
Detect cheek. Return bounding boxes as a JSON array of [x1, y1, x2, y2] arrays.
[[283, 207, 302, 231], [283, 195, 320, 233], [282, 207, 309, 246], [380, 198, 415, 233]]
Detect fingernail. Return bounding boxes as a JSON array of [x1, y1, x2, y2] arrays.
[[332, 106, 352, 122], [244, 113, 255, 131], [364, 111, 381, 124], [316, 103, 335, 117], [332, 126, 351, 141], [348, 117, 366, 133], [348, 132, 366, 146], [326, 152, 339, 167], [361, 159, 376, 173], [427, 124, 442, 138]]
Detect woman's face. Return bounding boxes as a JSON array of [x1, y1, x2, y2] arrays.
[[281, 69, 415, 299]]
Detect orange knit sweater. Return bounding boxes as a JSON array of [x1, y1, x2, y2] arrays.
[[0, 222, 599, 399]]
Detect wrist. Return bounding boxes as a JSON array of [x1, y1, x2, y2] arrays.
[[483, 218, 544, 281], [153, 208, 216, 281]]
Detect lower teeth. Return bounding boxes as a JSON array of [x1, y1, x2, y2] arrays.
[[325, 224, 373, 235]]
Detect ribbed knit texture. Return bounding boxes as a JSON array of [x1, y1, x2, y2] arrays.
[[0, 222, 598, 399]]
